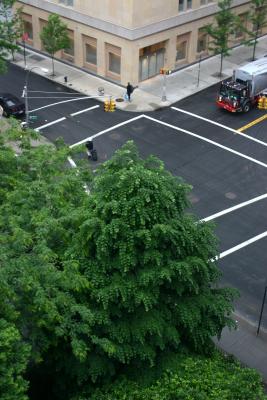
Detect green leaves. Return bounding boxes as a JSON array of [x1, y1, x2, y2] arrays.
[[0, 135, 238, 399], [204, 0, 236, 76], [40, 14, 70, 75], [89, 352, 267, 400]]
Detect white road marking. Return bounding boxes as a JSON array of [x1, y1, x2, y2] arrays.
[[143, 115, 267, 169], [70, 105, 99, 116], [217, 231, 267, 260], [171, 106, 267, 148], [69, 114, 145, 148], [36, 117, 66, 131], [201, 193, 267, 222], [67, 156, 90, 194], [30, 96, 101, 113]]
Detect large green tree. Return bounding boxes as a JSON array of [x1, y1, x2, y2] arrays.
[[204, 0, 236, 77], [0, 0, 23, 73], [0, 128, 237, 399], [40, 14, 70, 76]]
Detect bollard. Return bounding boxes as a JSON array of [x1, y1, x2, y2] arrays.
[[64, 76, 68, 83]]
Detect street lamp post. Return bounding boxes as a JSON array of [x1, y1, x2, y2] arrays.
[[22, 66, 48, 127]]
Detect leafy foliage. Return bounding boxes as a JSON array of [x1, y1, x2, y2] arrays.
[[238, 0, 267, 60], [40, 14, 70, 75], [0, 133, 238, 399], [204, 0, 236, 76], [65, 141, 237, 385], [0, 0, 23, 73], [88, 352, 267, 400]]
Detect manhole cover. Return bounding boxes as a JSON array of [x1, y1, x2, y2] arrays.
[[225, 192, 237, 200], [116, 98, 124, 102]]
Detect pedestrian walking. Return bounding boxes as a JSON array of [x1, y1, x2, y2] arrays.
[[126, 82, 134, 102]]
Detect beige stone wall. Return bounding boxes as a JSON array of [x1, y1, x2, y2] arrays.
[[15, 1, 258, 86]]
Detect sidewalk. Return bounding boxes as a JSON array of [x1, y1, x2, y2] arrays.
[[12, 35, 267, 112], [214, 313, 267, 384], [10, 36, 267, 383]]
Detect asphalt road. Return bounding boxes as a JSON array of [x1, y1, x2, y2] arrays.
[[1, 63, 267, 328]]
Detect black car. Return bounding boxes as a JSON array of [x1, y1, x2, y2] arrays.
[[0, 93, 25, 117]]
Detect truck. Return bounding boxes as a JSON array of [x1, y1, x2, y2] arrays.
[[216, 57, 267, 113]]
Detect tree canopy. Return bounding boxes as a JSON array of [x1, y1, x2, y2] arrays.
[[40, 14, 70, 76], [0, 127, 246, 400], [0, 0, 23, 73], [204, 0, 236, 76]]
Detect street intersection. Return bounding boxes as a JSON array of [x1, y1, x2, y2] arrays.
[[1, 63, 267, 330]]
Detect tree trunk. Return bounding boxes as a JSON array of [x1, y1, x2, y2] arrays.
[[51, 54, 55, 76], [219, 53, 223, 78], [252, 32, 258, 61]]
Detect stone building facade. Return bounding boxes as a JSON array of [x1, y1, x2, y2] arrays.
[[15, 0, 255, 85]]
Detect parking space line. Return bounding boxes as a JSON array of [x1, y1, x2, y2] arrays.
[[217, 230, 267, 260], [70, 105, 99, 116], [201, 193, 267, 222], [144, 115, 267, 169], [36, 117, 66, 131], [237, 114, 267, 132], [69, 114, 145, 148], [171, 106, 267, 147]]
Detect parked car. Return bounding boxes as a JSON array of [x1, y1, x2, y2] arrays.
[[0, 93, 25, 117]]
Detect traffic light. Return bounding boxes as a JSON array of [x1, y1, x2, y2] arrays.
[[104, 99, 110, 112], [109, 99, 116, 112]]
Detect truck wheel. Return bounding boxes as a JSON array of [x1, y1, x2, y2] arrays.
[[243, 103, 250, 113]]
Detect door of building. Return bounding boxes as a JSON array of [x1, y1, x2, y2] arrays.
[[139, 48, 165, 81]]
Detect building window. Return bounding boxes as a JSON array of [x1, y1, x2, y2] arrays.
[[62, 30, 74, 61], [85, 43, 97, 65], [197, 28, 208, 53], [109, 53, 121, 75], [178, 0, 192, 11], [59, 0, 73, 6], [64, 38, 74, 56], [23, 21, 33, 39], [235, 14, 247, 39], [200, 0, 213, 5], [21, 14, 33, 41], [176, 41, 187, 61]]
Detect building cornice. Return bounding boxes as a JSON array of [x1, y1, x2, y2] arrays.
[[17, 0, 250, 40]]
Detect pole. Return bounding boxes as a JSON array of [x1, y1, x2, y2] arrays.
[[23, 40, 26, 68], [24, 84, 29, 127], [161, 73, 167, 102], [256, 286, 267, 336], [197, 54, 202, 87]]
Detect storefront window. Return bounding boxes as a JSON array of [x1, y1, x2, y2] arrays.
[[23, 21, 33, 39], [85, 43, 97, 65], [176, 41, 187, 61], [197, 28, 208, 53], [109, 53, 121, 75], [64, 38, 74, 57]]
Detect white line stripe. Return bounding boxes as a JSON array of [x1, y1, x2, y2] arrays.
[[69, 114, 145, 148], [171, 106, 267, 147], [36, 117, 66, 131], [217, 231, 267, 260], [201, 193, 267, 222], [143, 115, 267, 169], [30, 96, 101, 113], [67, 156, 90, 194], [70, 105, 99, 116]]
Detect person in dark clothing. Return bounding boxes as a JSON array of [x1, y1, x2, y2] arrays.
[[126, 82, 134, 102]]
